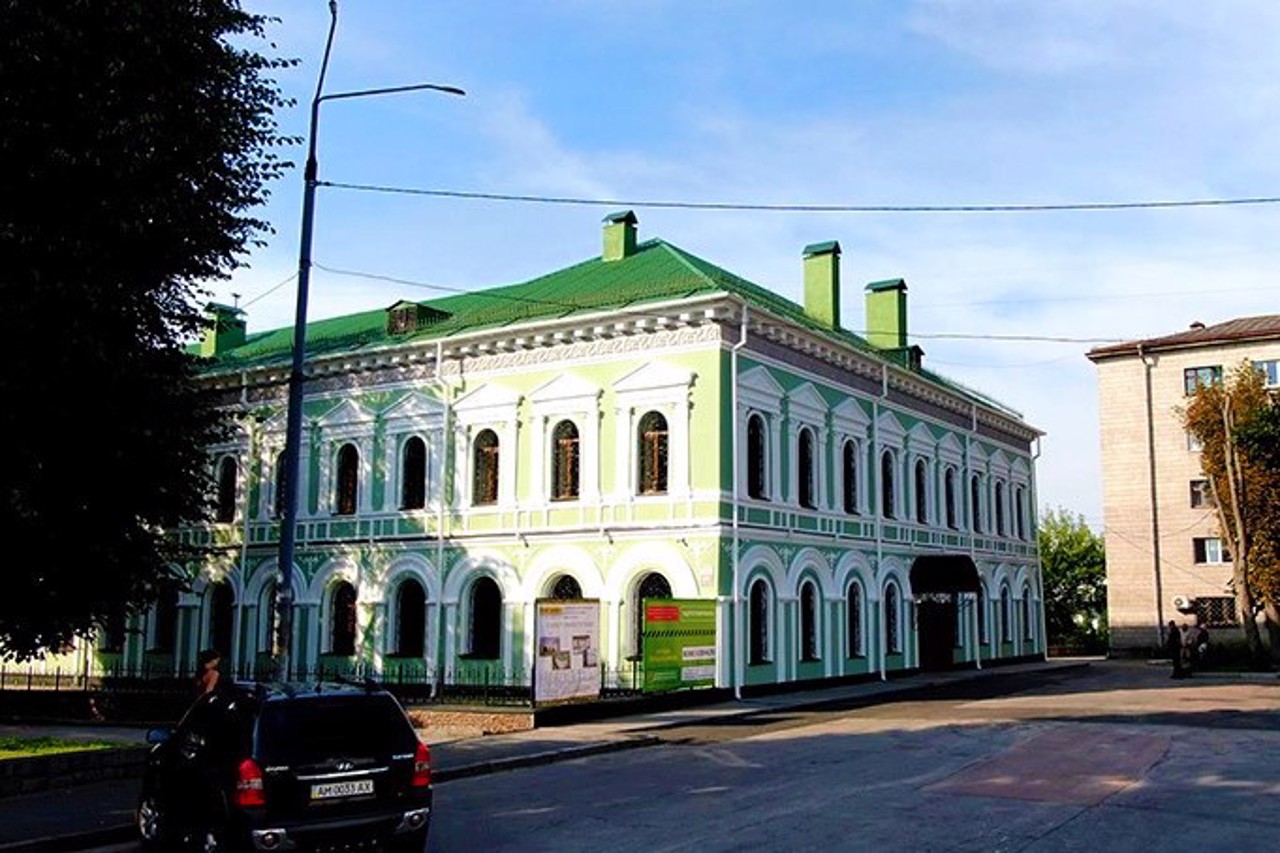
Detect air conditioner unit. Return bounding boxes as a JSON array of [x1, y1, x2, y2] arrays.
[[1172, 595, 1192, 612]]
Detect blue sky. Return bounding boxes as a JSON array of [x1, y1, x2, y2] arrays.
[[220, 1, 1280, 529]]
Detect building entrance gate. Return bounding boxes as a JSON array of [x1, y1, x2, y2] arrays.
[[910, 555, 981, 672]]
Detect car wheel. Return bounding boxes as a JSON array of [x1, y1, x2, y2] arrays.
[[136, 794, 167, 849]]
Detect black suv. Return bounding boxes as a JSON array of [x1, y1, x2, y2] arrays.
[[137, 681, 432, 852]]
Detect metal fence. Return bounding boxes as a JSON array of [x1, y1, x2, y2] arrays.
[[0, 659, 647, 709]]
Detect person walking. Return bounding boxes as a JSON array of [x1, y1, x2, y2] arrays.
[[195, 649, 222, 696], [1165, 621, 1186, 679]]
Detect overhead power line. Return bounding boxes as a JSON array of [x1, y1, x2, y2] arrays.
[[320, 181, 1280, 214]]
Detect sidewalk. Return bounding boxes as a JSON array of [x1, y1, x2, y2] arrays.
[[0, 660, 1084, 853]]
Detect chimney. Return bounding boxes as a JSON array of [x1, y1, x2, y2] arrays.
[[802, 241, 841, 329], [200, 303, 246, 357], [602, 210, 638, 262], [864, 278, 908, 349]]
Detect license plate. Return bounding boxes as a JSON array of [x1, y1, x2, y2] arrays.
[[310, 779, 374, 800]]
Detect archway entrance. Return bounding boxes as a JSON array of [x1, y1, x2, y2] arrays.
[[910, 555, 980, 671]]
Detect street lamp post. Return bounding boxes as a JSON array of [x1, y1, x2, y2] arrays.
[[273, 1, 463, 678]]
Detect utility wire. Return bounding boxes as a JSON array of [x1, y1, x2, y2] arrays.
[[241, 272, 298, 309], [319, 181, 1280, 214], [312, 262, 1126, 345]]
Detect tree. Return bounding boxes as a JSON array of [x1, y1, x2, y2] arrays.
[[0, 1, 294, 659], [1181, 360, 1280, 666], [1038, 508, 1107, 651]]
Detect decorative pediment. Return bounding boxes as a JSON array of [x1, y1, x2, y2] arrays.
[[876, 410, 906, 444], [832, 397, 870, 432], [989, 448, 1011, 475], [613, 361, 694, 393], [938, 433, 964, 463], [529, 373, 600, 405], [907, 422, 935, 452], [739, 365, 784, 398], [454, 383, 522, 413], [969, 442, 990, 467], [381, 391, 443, 423], [317, 399, 374, 429], [786, 382, 828, 426]]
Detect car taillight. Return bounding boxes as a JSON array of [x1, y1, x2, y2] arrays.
[[412, 741, 431, 787], [236, 758, 266, 807]]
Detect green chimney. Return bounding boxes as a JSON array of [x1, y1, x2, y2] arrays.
[[864, 278, 907, 350], [602, 210, 638, 262], [802, 240, 841, 329], [200, 303, 246, 357]]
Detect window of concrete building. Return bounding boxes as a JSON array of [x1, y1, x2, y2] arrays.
[[1194, 595, 1240, 628], [881, 450, 897, 519], [884, 582, 901, 654], [1000, 585, 1012, 643], [215, 456, 237, 523], [401, 436, 427, 510], [637, 410, 669, 495], [945, 467, 958, 529], [468, 577, 502, 660], [151, 587, 179, 653], [394, 579, 426, 658], [1190, 479, 1214, 508], [334, 443, 359, 516], [1021, 585, 1033, 641], [747, 413, 769, 500], [551, 420, 580, 501], [977, 587, 988, 644], [1193, 537, 1231, 564], [1187, 431, 1204, 452], [749, 579, 771, 664], [1253, 359, 1279, 388], [798, 427, 817, 509], [914, 458, 928, 524], [473, 429, 500, 505], [550, 574, 582, 600], [800, 581, 819, 661], [1183, 365, 1222, 396], [994, 481, 1007, 536], [1015, 487, 1027, 539], [846, 581, 863, 657], [970, 475, 983, 533], [841, 440, 860, 513], [329, 581, 357, 656], [633, 572, 672, 656]]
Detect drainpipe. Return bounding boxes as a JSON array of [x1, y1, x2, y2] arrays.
[[1031, 435, 1046, 658], [1139, 344, 1164, 647], [236, 389, 254, 675], [731, 304, 749, 700], [875, 364, 887, 681], [968, 404, 978, 667], [431, 341, 451, 674]]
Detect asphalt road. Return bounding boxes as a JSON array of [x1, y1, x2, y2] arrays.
[[86, 662, 1280, 853]]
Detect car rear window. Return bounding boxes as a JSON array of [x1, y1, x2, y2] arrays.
[[255, 694, 417, 764]]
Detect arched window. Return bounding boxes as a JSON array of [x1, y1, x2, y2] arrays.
[[395, 579, 426, 657], [550, 574, 582, 600], [914, 458, 928, 524], [970, 475, 983, 533], [401, 437, 426, 510], [473, 429, 500, 505], [881, 450, 896, 519], [637, 411, 669, 495], [798, 427, 817, 509], [273, 452, 287, 518], [1022, 585, 1033, 640], [329, 581, 357, 656], [800, 581, 819, 661], [749, 579, 770, 664], [977, 587, 988, 644], [885, 582, 901, 654], [151, 587, 178, 653], [551, 420, 580, 501], [842, 440, 859, 514], [945, 467, 958, 529], [747, 414, 768, 500], [209, 583, 234, 658], [215, 456, 237, 523], [469, 577, 502, 660], [335, 443, 359, 516], [1015, 487, 1027, 539], [633, 572, 672, 656], [995, 481, 1007, 536], [846, 581, 863, 657], [1000, 585, 1012, 643]]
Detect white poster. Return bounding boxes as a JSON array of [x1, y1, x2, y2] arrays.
[[534, 600, 601, 705]]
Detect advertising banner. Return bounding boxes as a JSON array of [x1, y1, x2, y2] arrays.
[[533, 599, 601, 706], [642, 598, 717, 693]]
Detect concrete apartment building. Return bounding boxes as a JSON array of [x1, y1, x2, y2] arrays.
[[1088, 315, 1280, 653]]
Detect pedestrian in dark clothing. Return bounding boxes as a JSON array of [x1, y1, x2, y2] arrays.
[[1193, 623, 1211, 669], [1165, 621, 1186, 679]]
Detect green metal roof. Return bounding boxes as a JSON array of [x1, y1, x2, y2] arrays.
[[197, 238, 1024, 420]]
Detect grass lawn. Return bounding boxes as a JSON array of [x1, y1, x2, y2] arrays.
[[0, 736, 117, 759]]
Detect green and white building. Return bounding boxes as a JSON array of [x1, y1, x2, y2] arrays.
[[103, 212, 1045, 691]]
